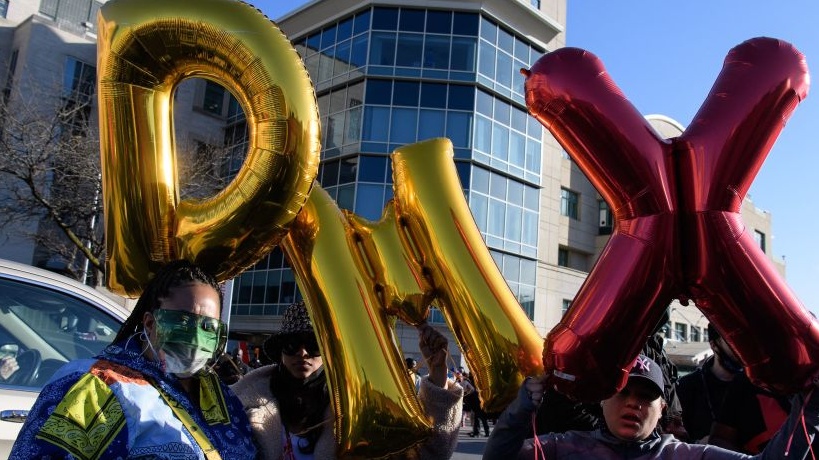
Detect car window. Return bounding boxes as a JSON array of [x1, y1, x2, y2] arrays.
[[0, 277, 122, 389]]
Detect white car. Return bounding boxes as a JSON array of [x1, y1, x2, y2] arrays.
[[0, 259, 129, 459]]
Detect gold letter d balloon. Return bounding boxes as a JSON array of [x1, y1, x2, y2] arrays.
[[98, 0, 320, 296], [98, 0, 543, 457]]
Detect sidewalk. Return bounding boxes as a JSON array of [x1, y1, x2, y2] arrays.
[[451, 420, 490, 460]]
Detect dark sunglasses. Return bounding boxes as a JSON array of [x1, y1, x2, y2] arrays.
[[281, 335, 321, 357]]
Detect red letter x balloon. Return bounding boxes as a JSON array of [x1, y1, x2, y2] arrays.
[[524, 37, 819, 401]]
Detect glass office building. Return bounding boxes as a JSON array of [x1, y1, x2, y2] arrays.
[[228, 0, 567, 339]]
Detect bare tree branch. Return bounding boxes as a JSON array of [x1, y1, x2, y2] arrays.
[[0, 77, 236, 284]]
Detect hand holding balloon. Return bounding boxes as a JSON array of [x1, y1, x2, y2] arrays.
[[418, 323, 448, 388], [524, 375, 548, 407]]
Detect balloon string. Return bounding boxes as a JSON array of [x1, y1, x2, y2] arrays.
[[785, 387, 814, 456], [531, 412, 545, 459], [801, 416, 816, 460]]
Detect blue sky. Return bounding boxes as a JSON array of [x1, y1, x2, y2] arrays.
[[254, 1, 819, 313]]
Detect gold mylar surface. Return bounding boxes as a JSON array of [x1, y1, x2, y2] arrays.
[[98, 0, 319, 295]]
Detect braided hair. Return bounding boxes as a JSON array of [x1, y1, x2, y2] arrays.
[[112, 260, 223, 344]]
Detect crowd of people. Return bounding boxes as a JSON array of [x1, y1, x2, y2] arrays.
[[7, 259, 819, 459]]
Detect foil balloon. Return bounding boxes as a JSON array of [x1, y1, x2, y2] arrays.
[[677, 38, 819, 392], [282, 139, 543, 456], [97, 0, 320, 296], [523, 47, 679, 401], [282, 185, 435, 459], [391, 139, 544, 412], [524, 37, 819, 400]]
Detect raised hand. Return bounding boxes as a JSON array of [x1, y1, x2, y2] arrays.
[[418, 323, 448, 387]]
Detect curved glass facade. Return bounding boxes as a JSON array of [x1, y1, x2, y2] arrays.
[[232, 5, 545, 321]]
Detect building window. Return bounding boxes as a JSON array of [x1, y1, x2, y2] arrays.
[[203, 81, 226, 116], [2, 49, 17, 104], [63, 57, 95, 101], [40, 0, 103, 28], [556, 247, 589, 271], [754, 230, 766, 253], [598, 200, 612, 235], [0, 0, 8, 18], [530, 0, 541, 8], [519, 288, 535, 320], [557, 247, 568, 267], [61, 57, 96, 136], [664, 322, 672, 340], [691, 326, 701, 342], [560, 188, 579, 220], [674, 323, 688, 342], [562, 299, 571, 316]]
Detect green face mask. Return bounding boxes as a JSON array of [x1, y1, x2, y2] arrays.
[[152, 309, 227, 376]]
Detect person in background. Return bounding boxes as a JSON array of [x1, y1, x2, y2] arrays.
[[709, 373, 792, 453], [406, 356, 423, 393], [232, 347, 250, 374], [700, 320, 801, 454], [465, 372, 491, 437], [456, 371, 475, 395], [677, 323, 743, 443], [248, 346, 264, 368], [9, 260, 256, 459], [231, 301, 463, 459], [640, 309, 686, 439], [214, 351, 244, 385], [456, 371, 476, 427], [484, 353, 819, 459]]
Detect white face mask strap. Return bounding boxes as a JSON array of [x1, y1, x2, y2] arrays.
[[123, 331, 138, 350], [123, 330, 151, 354], [139, 328, 162, 362]]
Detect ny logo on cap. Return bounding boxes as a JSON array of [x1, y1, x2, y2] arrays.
[[635, 356, 652, 373]]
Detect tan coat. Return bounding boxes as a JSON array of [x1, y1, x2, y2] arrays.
[[232, 365, 463, 459]]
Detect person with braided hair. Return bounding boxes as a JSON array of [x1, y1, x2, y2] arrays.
[[9, 260, 256, 459]]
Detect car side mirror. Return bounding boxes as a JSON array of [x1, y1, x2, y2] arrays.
[[0, 410, 29, 423]]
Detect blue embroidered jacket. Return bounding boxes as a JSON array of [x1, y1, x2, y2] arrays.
[[9, 341, 256, 460]]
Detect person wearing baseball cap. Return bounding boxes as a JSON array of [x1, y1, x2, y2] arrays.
[[601, 354, 666, 442], [484, 353, 819, 459]]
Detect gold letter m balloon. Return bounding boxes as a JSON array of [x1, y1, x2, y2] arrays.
[[284, 139, 543, 458], [97, 0, 320, 295]]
